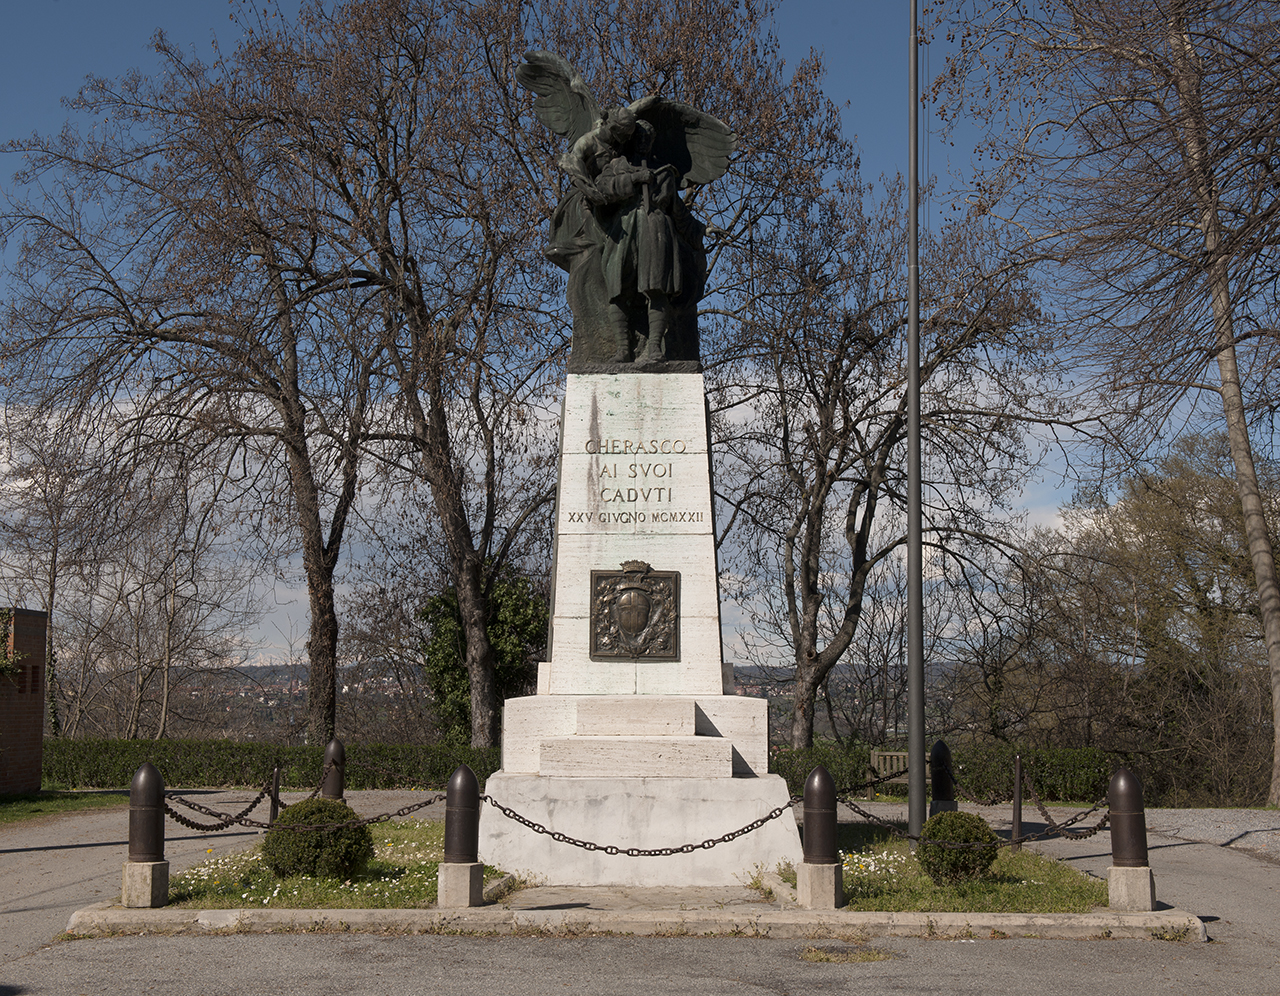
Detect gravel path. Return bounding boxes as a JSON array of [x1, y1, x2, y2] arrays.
[[1144, 806, 1280, 859]]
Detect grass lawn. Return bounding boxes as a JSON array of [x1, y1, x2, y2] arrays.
[[169, 819, 501, 909], [836, 821, 1108, 913], [0, 789, 129, 824]]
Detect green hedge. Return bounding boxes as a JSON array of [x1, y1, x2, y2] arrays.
[[41, 738, 501, 791], [950, 745, 1116, 803], [769, 742, 872, 797], [768, 741, 1118, 803]]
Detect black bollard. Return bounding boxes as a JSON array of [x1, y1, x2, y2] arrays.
[[802, 765, 838, 864], [798, 765, 843, 909], [320, 738, 345, 801], [444, 764, 480, 864], [1108, 767, 1149, 868], [269, 764, 281, 825], [128, 762, 165, 863], [928, 740, 958, 818]]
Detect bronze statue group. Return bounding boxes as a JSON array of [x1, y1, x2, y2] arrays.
[[517, 52, 736, 368]]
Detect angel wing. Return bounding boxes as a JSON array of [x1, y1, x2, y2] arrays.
[[515, 51, 602, 147], [630, 96, 737, 187]]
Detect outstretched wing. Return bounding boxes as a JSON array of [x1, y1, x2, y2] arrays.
[[632, 97, 737, 187], [515, 51, 602, 145]]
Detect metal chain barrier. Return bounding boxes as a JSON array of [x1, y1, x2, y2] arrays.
[[151, 757, 1112, 853], [270, 759, 336, 814], [857, 765, 920, 796], [479, 792, 799, 857], [834, 788, 1111, 849], [951, 777, 1011, 807], [1020, 769, 1110, 840], [164, 788, 448, 834], [163, 779, 276, 832]]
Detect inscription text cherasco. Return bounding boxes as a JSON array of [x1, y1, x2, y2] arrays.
[[584, 438, 688, 454]]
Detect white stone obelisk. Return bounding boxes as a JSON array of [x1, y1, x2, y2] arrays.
[[479, 371, 801, 887]]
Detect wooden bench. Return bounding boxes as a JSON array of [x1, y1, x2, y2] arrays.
[[866, 749, 929, 799]]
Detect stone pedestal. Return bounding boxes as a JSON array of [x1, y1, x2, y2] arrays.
[[438, 862, 485, 908], [480, 773, 800, 887], [121, 860, 169, 908], [796, 862, 845, 910], [1108, 865, 1156, 911], [478, 372, 801, 886]]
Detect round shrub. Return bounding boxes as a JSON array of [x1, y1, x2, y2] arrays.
[[261, 798, 374, 879], [916, 811, 999, 884]]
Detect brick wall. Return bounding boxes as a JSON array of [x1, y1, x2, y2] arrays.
[[0, 608, 48, 795]]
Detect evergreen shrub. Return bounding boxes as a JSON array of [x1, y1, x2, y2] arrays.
[[916, 810, 999, 884], [261, 798, 373, 879]]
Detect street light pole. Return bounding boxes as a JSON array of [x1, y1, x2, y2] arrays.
[[906, 0, 926, 841]]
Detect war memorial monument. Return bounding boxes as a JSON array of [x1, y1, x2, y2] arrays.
[[477, 53, 802, 886]]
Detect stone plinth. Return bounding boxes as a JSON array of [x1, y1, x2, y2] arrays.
[[121, 860, 169, 908], [479, 774, 801, 887], [438, 862, 484, 908], [500, 694, 767, 778], [797, 862, 845, 910], [1108, 865, 1156, 911], [543, 373, 727, 697], [539, 735, 731, 777]]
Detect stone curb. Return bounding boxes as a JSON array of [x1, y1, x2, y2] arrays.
[[65, 901, 1206, 942]]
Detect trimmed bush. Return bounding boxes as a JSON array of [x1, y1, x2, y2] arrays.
[[261, 798, 374, 879], [916, 811, 999, 884]]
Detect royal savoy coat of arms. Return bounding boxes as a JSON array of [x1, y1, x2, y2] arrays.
[[590, 561, 680, 660]]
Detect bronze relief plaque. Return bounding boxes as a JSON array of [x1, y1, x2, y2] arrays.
[[590, 560, 680, 660]]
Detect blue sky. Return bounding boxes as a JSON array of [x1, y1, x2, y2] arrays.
[[0, 1, 920, 182]]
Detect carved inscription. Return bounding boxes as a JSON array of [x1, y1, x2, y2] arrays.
[[563, 434, 708, 529], [590, 561, 680, 661]]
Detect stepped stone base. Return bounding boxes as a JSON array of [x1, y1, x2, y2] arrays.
[[501, 694, 767, 777], [539, 736, 731, 777], [478, 773, 802, 887]]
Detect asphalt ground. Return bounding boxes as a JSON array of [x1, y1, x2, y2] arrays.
[[3, 791, 1278, 995]]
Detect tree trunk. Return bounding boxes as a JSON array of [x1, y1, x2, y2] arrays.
[[790, 662, 819, 748], [288, 441, 340, 746], [1170, 8, 1280, 805], [44, 543, 60, 738], [456, 555, 500, 748]]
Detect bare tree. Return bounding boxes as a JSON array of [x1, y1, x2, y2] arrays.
[[0, 414, 260, 739], [945, 438, 1275, 804], [0, 410, 116, 736], [935, 0, 1280, 801], [1, 24, 384, 743], [712, 170, 1049, 747]]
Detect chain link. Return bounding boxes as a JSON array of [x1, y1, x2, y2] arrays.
[[834, 786, 1111, 849], [1020, 770, 1110, 840], [479, 793, 798, 856], [164, 789, 447, 834], [161, 778, 275, 832]]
